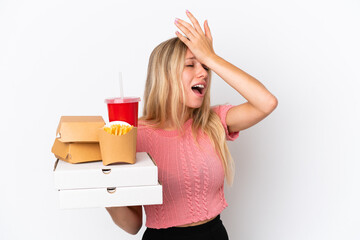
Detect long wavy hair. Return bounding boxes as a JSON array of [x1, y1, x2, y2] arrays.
[[139, 37, 235, 186]]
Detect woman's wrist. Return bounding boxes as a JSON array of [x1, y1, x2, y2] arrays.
[[206, 54, 233, 78], [105, 206, 142, 235], [205, 53, 220, 70]]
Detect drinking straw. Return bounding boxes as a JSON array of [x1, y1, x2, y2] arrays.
[[119, 72, 124, 100]]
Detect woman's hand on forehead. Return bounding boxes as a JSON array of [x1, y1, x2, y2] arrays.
[[174, 10, 216, 66]]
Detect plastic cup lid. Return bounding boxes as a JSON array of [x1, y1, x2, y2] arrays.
[[104, 97, 141, 104]]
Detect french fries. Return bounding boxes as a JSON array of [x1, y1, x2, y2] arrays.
[[103, 124, 133, 136]]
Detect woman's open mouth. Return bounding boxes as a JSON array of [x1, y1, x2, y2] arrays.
[[191, 84, 205, 97]]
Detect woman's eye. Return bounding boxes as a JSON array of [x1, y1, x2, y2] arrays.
[[185, 64, 209, 71]]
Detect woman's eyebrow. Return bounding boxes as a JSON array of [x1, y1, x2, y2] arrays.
[[186, 57, 196, 60]]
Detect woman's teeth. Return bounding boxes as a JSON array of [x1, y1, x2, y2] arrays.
[[191, 84, 205, 94]]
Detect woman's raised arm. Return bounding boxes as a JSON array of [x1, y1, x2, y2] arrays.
[[175, 10, 278, 132]]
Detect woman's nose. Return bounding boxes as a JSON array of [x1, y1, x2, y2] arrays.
[[197, 66, 208, 78]]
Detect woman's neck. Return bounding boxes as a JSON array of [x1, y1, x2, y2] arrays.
[[160, 107, 193, 130], [162, 113, 192, 130]]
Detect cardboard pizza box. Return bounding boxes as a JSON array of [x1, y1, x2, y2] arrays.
[[54, 152, 158, 189]]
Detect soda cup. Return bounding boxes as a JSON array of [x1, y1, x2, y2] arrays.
[[105, 97, 141, 127]]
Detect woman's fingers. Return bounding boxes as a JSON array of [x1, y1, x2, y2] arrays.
[[175, 18, 197, 40], [204, 20, 213, 41], [175, 10, 215, 64], [185, 10, 204, 35], [175, 31, 191, 45]]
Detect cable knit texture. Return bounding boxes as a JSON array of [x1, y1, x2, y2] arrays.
[[136, 104, 240, 229]]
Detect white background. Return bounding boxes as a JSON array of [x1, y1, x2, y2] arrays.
[[1, 0, 359, 239]]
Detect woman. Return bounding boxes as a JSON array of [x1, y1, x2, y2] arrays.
[[106, 10, 278, 240]]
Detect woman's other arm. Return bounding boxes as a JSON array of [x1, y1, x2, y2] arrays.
[[106, 205, 143, 235]]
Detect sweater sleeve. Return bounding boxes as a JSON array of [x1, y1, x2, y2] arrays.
[[211, 104, 240, 141]]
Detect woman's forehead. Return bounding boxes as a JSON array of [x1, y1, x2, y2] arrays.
[[185, 49, 195, 59]]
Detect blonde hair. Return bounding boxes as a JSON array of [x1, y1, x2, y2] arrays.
[[139, 37, 235, 186]]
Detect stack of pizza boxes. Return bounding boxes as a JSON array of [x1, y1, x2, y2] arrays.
[[51, 116, 162, 209]]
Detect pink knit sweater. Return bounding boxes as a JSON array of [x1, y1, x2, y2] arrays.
[[136, 104, 240, 229]]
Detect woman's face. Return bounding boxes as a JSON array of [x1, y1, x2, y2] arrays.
[[181, 48, 209, 109]]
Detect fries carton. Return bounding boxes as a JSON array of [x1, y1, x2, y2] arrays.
[[56, 116, 105, 142], [99, 122, 137, 165], [51, 138, 102, 164]]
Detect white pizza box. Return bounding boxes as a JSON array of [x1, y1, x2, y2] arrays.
[[54, 152, 158, 190], [58, 183, 163, 209]]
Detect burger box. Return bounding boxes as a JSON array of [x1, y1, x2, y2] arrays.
[[54, 152, 163, 209], [51, 138, 102, 164], [51, 116, 105, 163], [56, 116, 105, 142]]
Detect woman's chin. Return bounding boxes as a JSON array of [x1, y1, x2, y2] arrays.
[[186, 101, 203, 109]]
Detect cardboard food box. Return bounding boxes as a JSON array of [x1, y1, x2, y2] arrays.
[[54, 152, 163, 209], [51, 138, 102, 164], [99, 125, 137, 165], [56, 116, 105, 142], [58, 183, 162, 209], [54, 152, 158, 189]]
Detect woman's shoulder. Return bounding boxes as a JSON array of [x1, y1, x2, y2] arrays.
[[210, 104, 240, 141], [211, 104, 234, 116], [137, 119, 159, 131], [138, 121, 151, 130]]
